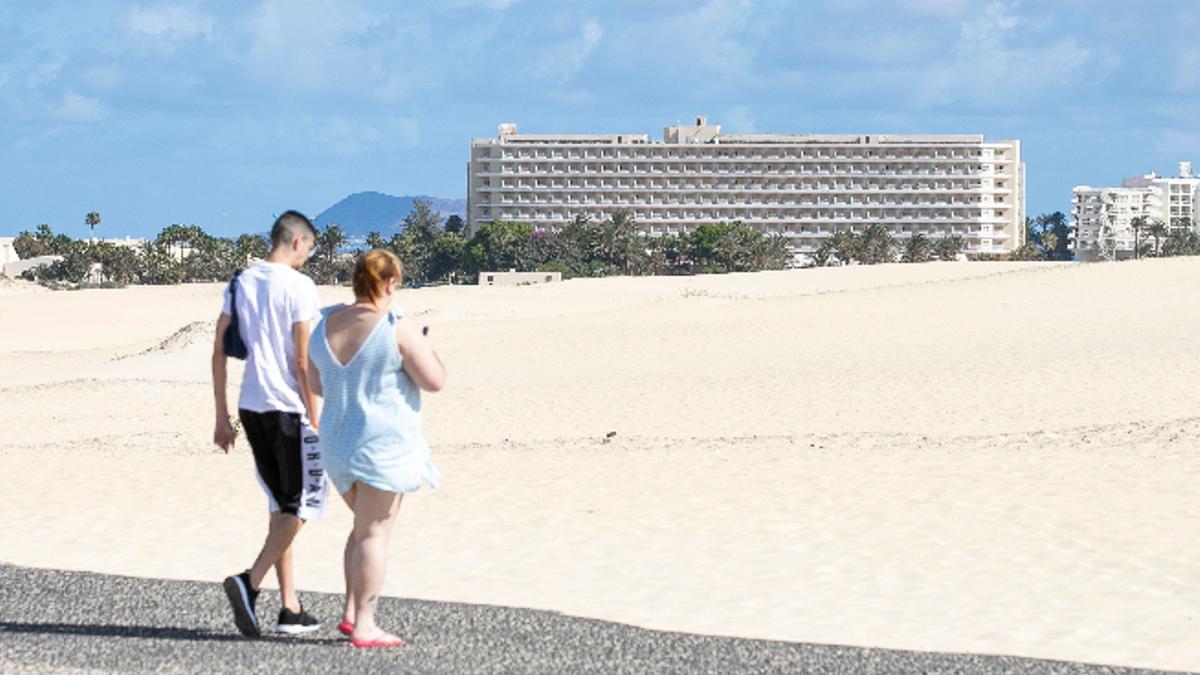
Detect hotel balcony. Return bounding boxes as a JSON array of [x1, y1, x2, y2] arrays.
[[481, 154, 1007, 166], [476, 184, 1002, 195]]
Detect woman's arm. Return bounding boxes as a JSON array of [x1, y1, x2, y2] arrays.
[[307, 355, 323, 398], [396, 318, 446, 392]]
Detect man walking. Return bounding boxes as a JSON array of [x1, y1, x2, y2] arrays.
[[212, 210, 326, 638]]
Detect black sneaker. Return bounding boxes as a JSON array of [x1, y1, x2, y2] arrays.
[[275, 606, 321, 635], [222, 571, 261, 638]]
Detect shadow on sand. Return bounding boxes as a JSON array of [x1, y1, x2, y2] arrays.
[[0, 621, 341, 646]]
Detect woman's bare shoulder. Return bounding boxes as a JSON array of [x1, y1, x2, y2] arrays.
[[327, 304, 379, 333], [321, 303, 350, 319], [391, 310, 423, 346]]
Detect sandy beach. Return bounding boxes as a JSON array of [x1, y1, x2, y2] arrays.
[[2, 260, 1198, 672]]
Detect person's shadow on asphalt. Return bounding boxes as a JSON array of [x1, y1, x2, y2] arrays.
[[0, 621, 343, 645]]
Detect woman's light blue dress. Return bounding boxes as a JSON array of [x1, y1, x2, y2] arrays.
[[309, 306, 441, 495]]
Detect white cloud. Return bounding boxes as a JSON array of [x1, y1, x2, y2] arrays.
[[782, 0, 1109, 114], [901, 0, 1094, 108], [821, 0, 870, 12], [898, 0, 972, 16], [445, 0, 523, 9], [827, 0, 972, 16], [127, 4, 214, 41], [725, 105, 756, 132], [26, 61, 62, 89], [281, 114, 418, 156], [671, 0, 754, 77], [82, 65, 124, 90], [1170, 49, 1200, 94], [394, 116, 420, 146], [1155, 129, 1200, 159], [55, 92, 106, 122], [244, 0, 408, 98], [532, 19, 604, 81], [958, 1, 1020, 48], [604, 0, 756, 95]]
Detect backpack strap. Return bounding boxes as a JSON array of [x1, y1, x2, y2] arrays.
[[229, 268, 243, 297], [223, 269, 248, 360]]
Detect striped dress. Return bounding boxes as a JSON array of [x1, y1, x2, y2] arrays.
[[309, 306, 441, 495]]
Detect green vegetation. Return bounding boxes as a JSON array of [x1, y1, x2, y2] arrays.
[[17, 202, 1180, 289], [810, 227, 965, 266], [14, 203, 793, 288], [1009, 212, 1073, 261], [12, 224, 73, 258], [1056, 211, 1200, 262], [356, 209, 793, 283]]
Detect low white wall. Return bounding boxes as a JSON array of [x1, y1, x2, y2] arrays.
[[0, 237, 18, 267], [3, 255, 61, 279], [478, 271, 562, 286]]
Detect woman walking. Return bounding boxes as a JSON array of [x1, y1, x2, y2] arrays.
[[307, 249, 445, 648]]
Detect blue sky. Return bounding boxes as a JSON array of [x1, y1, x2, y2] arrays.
[[2, 0, 1198, 238]]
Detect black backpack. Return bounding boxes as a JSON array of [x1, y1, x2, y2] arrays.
[[223, 269, 248, 360]]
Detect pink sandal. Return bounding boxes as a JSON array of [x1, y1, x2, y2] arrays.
[[350, 631, 405, 648], [337, 621, 354, 636]]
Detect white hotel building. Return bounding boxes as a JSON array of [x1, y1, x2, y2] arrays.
[[1071, 162, 1200, 261], [467, 117, 1026, 258]]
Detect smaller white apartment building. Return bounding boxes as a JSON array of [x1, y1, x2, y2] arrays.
[[99, 236, 146, 250], [1072, 162, 1200, 261]]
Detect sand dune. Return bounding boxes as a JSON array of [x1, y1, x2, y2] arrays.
[[2, 260, 1198, 671]]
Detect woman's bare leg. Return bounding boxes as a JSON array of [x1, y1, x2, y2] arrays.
[[339, 484, 358, 627], [348, 483, 403, 641], [341, 532, 355, 625]]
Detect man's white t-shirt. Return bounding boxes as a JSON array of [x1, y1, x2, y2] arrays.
[[222, 261, 320, 415]]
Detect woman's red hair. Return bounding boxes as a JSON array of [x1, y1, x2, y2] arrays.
[[353, 249, 403, 302]]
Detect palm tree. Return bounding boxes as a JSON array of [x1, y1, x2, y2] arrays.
[[1146, 220, 1168, 257], [599, 209, 639, 274], [652, 231, 687, 274], [933, 234, 965, 261], [156, 223, 201, 261], [753, 233, 792, 270], [96, 243, 140, 285], [85, 211, 101, 242], [858, 224, 895, 265], [185, 232, 235, 282], [1008, 242, 1044, 261], [320, 224, 347, 263], [1163, 227, 1200, 257], [1094, 222, 1117, 262], [810, 239, 835, 267], [235, 234, 270, 264], [1041, 231, 1058, 257], [829, 230, 858, 265], [365, 231, 387, 251], [715, 222, 745, 272], [1130, 216, 1146, 260], [444, 215, 465, 237], [900, 233, 931, 263]]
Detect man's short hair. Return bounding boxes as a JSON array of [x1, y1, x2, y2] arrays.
[[270, 210, 317, 249]]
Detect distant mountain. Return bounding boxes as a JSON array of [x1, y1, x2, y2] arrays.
[[313, 192, 466, 238]]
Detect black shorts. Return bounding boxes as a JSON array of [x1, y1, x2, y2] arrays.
[[239, 409, 305, 516]]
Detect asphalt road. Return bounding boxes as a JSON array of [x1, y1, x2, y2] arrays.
[[0, 563, 1176, 674]]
